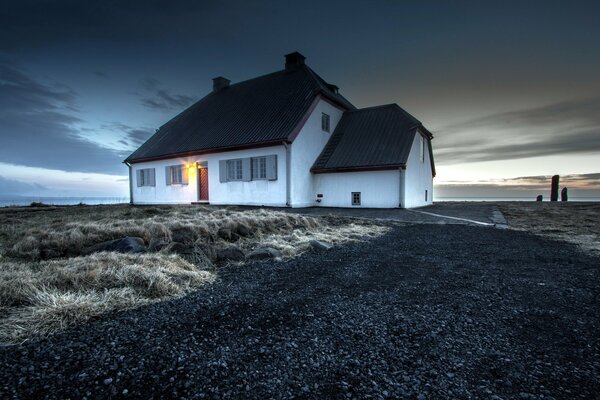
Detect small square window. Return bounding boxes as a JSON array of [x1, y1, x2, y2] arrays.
[[321, 113, 330, 132], [351, 192, 361, 206]]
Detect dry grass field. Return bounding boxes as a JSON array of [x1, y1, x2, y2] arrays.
[[498, 202, 600, 254], [0, 204, 387, 344]]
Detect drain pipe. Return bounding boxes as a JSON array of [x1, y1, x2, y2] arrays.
[[124, 161, 133, 204], [398, 166, 406, 208], [284, 142, 291, 206]]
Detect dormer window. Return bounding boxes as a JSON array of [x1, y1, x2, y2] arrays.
[[321, 113, 330, 132]]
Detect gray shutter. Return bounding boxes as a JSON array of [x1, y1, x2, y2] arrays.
[[136, 170, 142, 187], [242, 157, 251, 181], [182, 164, 189, 185], [149, 169, 156, 186], [165, 166, 171, 185], [219, 160, 227, 182], [266, 154, 277, 180]]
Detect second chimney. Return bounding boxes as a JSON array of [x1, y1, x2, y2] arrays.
[[212, 76, 230, 92], [285, 51, 306, 70]]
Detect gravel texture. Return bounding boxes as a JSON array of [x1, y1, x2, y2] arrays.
[[1, 223, 599, 399]]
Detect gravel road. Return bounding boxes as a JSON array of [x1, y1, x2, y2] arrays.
[[1, 223, 598, 399]]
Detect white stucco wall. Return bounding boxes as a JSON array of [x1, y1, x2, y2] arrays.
[[402, 130, 434, 208], [131, 145, 287, 206], [289, 98, 345, 207], [313, 170, 401, 208]]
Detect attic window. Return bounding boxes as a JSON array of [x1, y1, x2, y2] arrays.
[[420, 136, 425, 163], [321, 113, 330, 132]]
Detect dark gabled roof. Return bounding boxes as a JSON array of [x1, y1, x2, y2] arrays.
[[311, 104, 435, 175], [125, 65, 354, 163]]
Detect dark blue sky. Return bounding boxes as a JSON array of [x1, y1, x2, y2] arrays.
[[1, 0, 599, 198]]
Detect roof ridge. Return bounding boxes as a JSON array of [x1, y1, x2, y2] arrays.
[[347, 104, 399, 113]]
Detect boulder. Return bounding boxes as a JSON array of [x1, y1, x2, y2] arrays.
[[247, 247, 282, 260], [309, 240, 333, 251], [148, 238, 169, 252], [216, 246, 245, 262], [82, 236, 146, 255], [171, 226, 197, 244]]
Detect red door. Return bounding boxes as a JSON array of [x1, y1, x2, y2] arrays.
[[199, 168, 209, 201]]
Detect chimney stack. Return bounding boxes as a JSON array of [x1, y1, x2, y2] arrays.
[[285, 51, 306, 70], [212, 76, 230, 92]]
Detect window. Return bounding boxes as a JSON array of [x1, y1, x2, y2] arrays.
[[137, 168, 155, 187], [419, 136, 425, 163], [352, 192, 361, 206], [227, 159, 243, 181], [321, 113, 330, 132], [166, 165, 187, 185], [425, 190, 428, 202], [251, 156, 267, 180], [220, 155, 277, 183]]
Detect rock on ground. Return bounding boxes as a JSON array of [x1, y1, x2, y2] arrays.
[[82, 236, 146, 255], [246, 247, 282, 260], [216, 246, 245, 261]]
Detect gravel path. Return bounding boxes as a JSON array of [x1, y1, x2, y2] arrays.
[[1, 224, 599, 399]]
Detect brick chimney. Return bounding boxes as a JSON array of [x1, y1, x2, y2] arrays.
[[212, 76, 230, 92], [285, 51, 306, 70]]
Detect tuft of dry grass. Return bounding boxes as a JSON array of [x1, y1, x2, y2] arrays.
[[0, 252, 214, 344]]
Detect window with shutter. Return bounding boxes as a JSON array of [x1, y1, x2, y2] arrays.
[[166, 165, 185, 185], [137, 168, 156, 187], [251, 156, 267, 180], [226, 159, 243, 181]]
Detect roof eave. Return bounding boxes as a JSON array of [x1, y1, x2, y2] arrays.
[[124, 139, 288, 164], [311, 164, 406, 174]]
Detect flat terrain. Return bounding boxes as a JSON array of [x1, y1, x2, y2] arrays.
[[0, 204, 599, 399]]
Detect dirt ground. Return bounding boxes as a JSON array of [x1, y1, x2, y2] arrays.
[[498, 202, 600, 254]]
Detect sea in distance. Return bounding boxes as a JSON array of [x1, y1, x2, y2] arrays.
[[1, 196, 598, 207]]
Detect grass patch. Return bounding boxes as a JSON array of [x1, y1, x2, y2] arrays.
[[0, 252, 214, 344], [0, 205, 388, 344]]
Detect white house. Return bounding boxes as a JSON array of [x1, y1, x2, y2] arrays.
[[125, 52, 435, 208]]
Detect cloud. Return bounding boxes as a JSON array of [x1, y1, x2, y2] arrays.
[[0, 1, 240, 51], [138, 78, 196, 112], [0, 59, 128, 175], [434, 97, 600, 164], [0, 175, 47, 196], [100, 122, 153, 149]]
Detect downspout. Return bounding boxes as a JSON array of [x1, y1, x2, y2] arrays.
[[398, 166, 406, 208], [283, 142, 291, 207], [124, 161, 133, 205]]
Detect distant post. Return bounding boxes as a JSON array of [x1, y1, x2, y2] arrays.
[[551, 175, 559, 201], [561, 187, 568, 202]]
